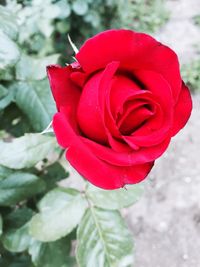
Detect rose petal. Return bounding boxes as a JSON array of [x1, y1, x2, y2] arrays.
[[77, 70, 108, 144], [67, 142, 154, 189], [76, 29, 182, 102], [47, 64, 81, 110], [70, 71, 88, 88], [98, 61, 123, 143], [53, 112, 153, 189], [82, 136, 170, 166], [47, 65, 81, 135], [109, 74, 141, 118], [53, 112, 77, 148], [119, 106, 154, 135], [171, 82, 192, 136], [125, 70, 173, 147]]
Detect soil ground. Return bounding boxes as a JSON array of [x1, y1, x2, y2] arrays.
[[129, 1, 200, 266]]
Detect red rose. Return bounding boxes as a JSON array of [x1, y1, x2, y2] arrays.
[[47, 29, 192, 190]]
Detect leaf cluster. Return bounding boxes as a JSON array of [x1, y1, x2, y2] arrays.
[[0, 0, 168, 266], [181, 59, 200, 92]]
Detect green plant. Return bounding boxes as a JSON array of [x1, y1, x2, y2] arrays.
[[193, 14, 200, 26], [54, 0, 169, 59], [112, 0, 169, 33], [181, 59, 200, 92], [0, 0, 170, 266], [181, 13, 200, 92]]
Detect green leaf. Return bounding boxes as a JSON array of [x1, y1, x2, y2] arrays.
[[72, 0, 88, 15], [77, 207, 134, 267], [84, 11, 100, 27], [0, 254, 33, 267], [29, 237, 74, 267], [56, 0, 71, 18], [2, 208, 34, 253], [0, 85, 14, 110], [0, 67, 14, 81], [0, 91, 13, 110], [41, 162, 69, 190], [56, 20, 70, 34], [38, 19, 54, 38], [0, 165, 13, 181], [0, 30, 20, 70], [41, 4, 61, 20], [16, 54, 59, 81], [2, 223, 32, 252], [0, 172, 45, 206], [0, 214, 3, 236], [0, 6, 18, 39], [87, 183, 144, 210], [4, 207, 33, 229], [14, 80, 56, 132], [29, 188, 87, 242], [0, 134, 56, 169], [0, 103, 33, 137], [0, 84, 7, 99]]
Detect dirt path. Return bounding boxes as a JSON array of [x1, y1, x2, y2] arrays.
[[129, 1, 200, 266], [154, 0, 200, 64], [128, 95, 200, 267]]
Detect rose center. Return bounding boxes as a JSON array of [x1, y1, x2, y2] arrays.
[[117, 102, 154, 135]]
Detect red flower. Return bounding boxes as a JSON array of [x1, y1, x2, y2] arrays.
[[47, 29, 192, 190]]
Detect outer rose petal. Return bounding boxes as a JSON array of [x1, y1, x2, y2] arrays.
[[67, 145, 154, 189], [53, 112, 78, 148], [47, 64, 81, 134], [171, 82, 192, 136], [98, 62, 126, 148], [53, 112, 154, 189], [82, 136, 170, 166], [77, 71, 108, 144], [76, 29, 182, 102], [47, 65, 81, 110]]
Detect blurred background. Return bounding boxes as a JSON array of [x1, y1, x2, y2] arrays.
[[0, 0, 200, 266]]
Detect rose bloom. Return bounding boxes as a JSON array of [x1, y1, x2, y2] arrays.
[[47, 29, 192, 190]]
